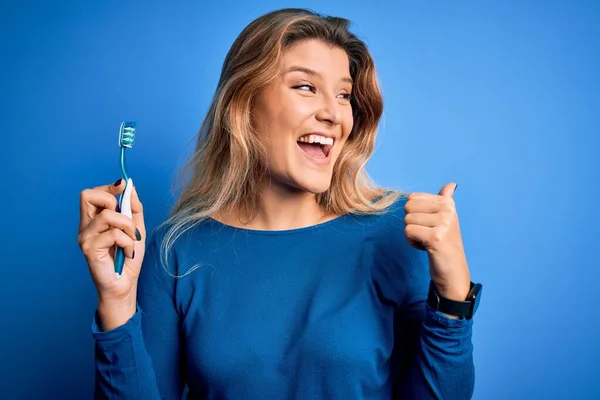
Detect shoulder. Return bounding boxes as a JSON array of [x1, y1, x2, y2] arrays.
[[147, 216, 214, 250], [353, 191, 428, 304], [142, 217, 214, 279], [344, 189, 417, 263], [356, 190, 410, 239]]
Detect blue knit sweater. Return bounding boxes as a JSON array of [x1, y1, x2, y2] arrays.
[[92, 195, 475, 399]]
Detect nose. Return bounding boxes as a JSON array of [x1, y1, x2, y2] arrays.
[[315, 94, 342, 126]]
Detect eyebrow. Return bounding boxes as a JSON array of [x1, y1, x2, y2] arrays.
[[284, 66, 353, 85]]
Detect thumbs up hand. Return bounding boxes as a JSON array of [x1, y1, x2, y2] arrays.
[[404, 182, 471, 303]]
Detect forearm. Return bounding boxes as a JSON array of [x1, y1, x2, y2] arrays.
[[93, 307, 165, 400], [399, 305, 475, 400]]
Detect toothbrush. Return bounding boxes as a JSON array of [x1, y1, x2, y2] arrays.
[[114, 121, 136, 279]]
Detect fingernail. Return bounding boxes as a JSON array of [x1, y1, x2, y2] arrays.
[[454, 184, 459, 193], [113, 178, 122, 186], [135, 228, 142, 241], [132, 250, 136, 259]]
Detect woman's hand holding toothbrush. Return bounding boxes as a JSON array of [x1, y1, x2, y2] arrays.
[[78, 178, 145, 331]]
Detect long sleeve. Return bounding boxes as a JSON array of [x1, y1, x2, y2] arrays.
[[92, 230, 185, 400], [395, 248, 475, 400]]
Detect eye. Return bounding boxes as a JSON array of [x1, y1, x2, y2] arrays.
[[337, 93, 352, 100], [292, 84, 316, 93]]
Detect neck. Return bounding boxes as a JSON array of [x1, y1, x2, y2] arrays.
[[215, 179, 334, 231]]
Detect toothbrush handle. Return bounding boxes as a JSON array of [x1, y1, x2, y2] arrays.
[[114, 247, 126, 277], [114, 178, 134, 278]]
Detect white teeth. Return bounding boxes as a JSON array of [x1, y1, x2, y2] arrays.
[[298, 134, 334, 145]]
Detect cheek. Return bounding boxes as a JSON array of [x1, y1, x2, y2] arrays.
[[261, 113, 294, 158], [261, 97, 302, 136], [253, 107, 283, 148], [252, 97, 272, 137], [265, 100, 311, 151], [332, 111, 355, 156], [342, 109, 355, 138]]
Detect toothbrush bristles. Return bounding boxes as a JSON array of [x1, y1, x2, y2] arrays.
[[119, 123, 136, 148]]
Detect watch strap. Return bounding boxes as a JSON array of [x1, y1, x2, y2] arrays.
[[427, 280, 481, 319]]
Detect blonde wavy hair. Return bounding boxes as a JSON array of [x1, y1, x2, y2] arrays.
[[158, 8, 402, 276]]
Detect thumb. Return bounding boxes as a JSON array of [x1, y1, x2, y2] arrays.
[[438, 182, 458, 197], [129, 182, 146, 239]]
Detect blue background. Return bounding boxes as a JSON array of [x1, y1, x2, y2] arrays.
[[1, 1, 598, 398]]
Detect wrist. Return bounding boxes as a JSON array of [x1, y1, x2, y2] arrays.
[[437, 286, 468, 320], [437, 282, 471, 301], [97, 295, 137, 331], [428, 270, 483, 320], [433, 272, 471, 301]]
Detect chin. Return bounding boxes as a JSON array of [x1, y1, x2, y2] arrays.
[[291, 173, 333, 195], [300, 183, 331, 195]]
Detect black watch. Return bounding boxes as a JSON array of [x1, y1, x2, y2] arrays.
[[427, 280, 482, 320]]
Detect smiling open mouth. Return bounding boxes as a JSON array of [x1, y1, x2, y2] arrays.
[[297, 134, 333, 159]]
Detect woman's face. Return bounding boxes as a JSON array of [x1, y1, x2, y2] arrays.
[[252, 39, 354, 194]]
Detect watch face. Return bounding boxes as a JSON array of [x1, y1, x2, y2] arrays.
[[471, 283, 483, 316]]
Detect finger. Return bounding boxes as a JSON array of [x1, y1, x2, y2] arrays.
[[405, 224, 433, 249], [405, 212, 439, 228], [79, 179, 126, 230], [129, 184, 146, 239], [405, 198, 442, 214], [82, 228, 136, 260], [79, 208, 141, 244], [406, 191, 445, 201], [407, 237, 426, 251], [90, 178, 127, 197]]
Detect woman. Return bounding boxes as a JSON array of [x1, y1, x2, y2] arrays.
[[78, 8, 481, 400]]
